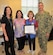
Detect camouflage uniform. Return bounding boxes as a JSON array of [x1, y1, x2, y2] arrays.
[[51, 17, 53, 27], [35, 11, 52, 53]]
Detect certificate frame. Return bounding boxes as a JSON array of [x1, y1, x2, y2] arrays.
[[24, 25, 36, 34]]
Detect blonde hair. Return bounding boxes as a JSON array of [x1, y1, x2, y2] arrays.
[[27, 10, 34, 17]]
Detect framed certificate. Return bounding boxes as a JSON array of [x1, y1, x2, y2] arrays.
[[24, 25, 36, 34]]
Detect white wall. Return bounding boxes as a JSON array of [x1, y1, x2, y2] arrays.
[[42, 0, 53, 16]]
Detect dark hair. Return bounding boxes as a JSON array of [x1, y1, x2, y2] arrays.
[[27, 10, 34, 17], [15, 10, 23, 18], [3, 6, 12, 18]]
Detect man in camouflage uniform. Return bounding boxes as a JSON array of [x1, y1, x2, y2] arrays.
[[35, 2, 52, 55]]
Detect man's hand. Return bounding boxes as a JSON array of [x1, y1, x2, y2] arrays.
[[46, 33, 50, 38]]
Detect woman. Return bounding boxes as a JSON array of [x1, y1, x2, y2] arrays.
[[1, 6, 15, 55], [26, 11, 38, 55], [14, 10, 25, 54]]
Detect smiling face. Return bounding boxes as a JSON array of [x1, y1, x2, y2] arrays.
[[17, 11, 22, 18], [16, 10, 23, 19], [6, 7, 11, 16], [28, 11, 34, 20], [38, 2, 44, 11], [28, 12, 34, 19]]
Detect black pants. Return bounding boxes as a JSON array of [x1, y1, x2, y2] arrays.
[[48, 28, 53, 41], [28, 35, 35, 51], [16, 36, 25, 50], [4, 36, 15, 55]]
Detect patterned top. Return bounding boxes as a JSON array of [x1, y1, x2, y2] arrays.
[[14, 18, 25, 38], [35, 11, 52, 35]]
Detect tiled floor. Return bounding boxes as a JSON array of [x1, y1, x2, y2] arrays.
[[0, 37, 53, 55]]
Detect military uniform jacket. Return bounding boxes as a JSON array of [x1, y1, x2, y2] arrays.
[[35, 11, 52, 36]]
